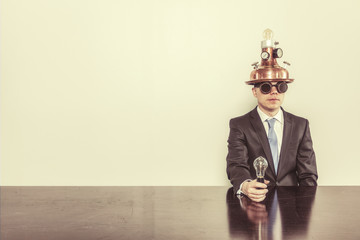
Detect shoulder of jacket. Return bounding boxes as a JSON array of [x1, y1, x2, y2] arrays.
[[283, 110, 309, 125], [229, 110, 255, 127]]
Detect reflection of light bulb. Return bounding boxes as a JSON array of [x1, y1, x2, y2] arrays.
[[253, 156, 268, 183]]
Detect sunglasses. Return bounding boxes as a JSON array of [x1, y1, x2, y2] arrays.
[[255, 81, 288, 94]]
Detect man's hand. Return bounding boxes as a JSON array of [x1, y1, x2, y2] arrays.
[[241, 179, 269, 202]]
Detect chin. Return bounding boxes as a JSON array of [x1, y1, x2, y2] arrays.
[[265, 105, 280, 111]]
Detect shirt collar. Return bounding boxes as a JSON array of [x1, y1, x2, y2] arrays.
[[257, 106, 284, 124]]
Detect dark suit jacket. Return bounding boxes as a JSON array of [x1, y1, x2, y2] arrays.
[[226, 107, 318, 193]]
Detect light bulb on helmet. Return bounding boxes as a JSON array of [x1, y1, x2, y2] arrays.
[[263, 28, 273, 40], [261, 28, 275, 48]]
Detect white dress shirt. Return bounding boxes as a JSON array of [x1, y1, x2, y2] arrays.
[[256, 106, 284, 155]]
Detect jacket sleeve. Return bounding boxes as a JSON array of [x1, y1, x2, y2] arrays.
[[296, 119, 318, 186], [226, 119, 252, 193]]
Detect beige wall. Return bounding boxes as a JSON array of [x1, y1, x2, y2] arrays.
[[1, 0, 359, 186]]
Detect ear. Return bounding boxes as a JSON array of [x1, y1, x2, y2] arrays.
[[252, 87, 257, 97]]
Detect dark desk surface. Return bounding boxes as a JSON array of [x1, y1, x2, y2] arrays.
[[1, 186, 360, 240]]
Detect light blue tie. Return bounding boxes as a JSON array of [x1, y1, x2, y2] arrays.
[[266, 118, 279, 174]]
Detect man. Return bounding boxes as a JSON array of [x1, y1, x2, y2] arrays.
[[226, 81, 318, 202], [226, 30, 318, 202]]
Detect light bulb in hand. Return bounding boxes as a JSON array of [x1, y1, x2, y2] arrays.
[[253, 156, 268, 183]]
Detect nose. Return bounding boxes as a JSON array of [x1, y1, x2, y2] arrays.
[[270, 85, 278, 94]]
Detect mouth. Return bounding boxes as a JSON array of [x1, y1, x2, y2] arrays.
[[268, 98, 279, 101]]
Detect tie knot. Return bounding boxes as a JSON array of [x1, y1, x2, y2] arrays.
[[266, 118, 276, 128]]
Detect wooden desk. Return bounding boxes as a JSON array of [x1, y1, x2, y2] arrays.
[[1, 186, 359, 239]]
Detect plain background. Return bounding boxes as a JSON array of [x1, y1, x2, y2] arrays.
[[1, 0, 359, 186]]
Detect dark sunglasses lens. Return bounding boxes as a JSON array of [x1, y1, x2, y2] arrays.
[[277, 82, 288, 93], [260, 83, 272, 94]]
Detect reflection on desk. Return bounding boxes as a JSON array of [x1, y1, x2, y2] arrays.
[[227, 187, 316, 239], [2, 186, 360, 239]]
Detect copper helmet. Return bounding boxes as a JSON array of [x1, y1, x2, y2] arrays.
[[246, 29, 294, 85]]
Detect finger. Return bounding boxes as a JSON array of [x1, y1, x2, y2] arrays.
[[248, 187, 268, 195], [248, 192, 266, 200], [255, 193, 267, 201], [264, 180, 270, 184], [253, 182, 268, 189], [247, 189, 268, 199], [250, 195, 266, 202], [248, 181, 268, 189]]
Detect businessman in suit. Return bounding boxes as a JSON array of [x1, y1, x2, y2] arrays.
[[226, 80, 318, 202]]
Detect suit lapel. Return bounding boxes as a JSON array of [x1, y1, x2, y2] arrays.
[[249, 108, 276, 178], [278, 109, 293, 179]]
